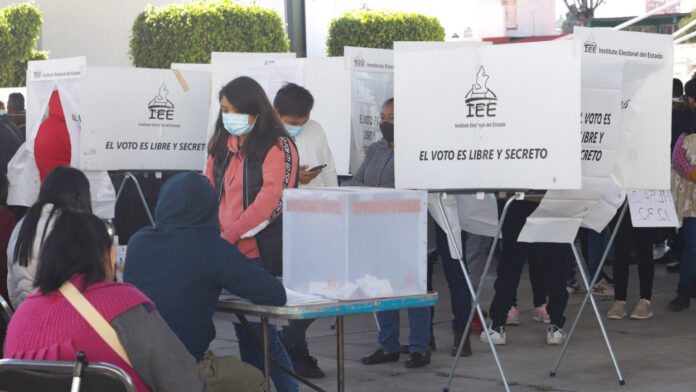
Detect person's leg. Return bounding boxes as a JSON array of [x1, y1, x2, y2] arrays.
[[488, 201, 534, 330], [677, 218, 696, 299], [528, 256, 547, 308], [376, 310, 401, 354], [435, 226, 471, 331], [233, 322, 298, 392], [407, 307, 432, 353], [198, 351, 265, 392], [586, 227, 609, 280], [541, 243, 571, 329], [281, 319, 315, 353], [635, 227, 656, 301], [612, 213, 632, 302], [465, 232, 492, 291]]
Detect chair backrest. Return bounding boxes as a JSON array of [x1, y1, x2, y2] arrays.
[[0, 358, 137, 392], [0, 293, 12, 325]]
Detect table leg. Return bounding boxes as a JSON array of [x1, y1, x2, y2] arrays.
[[262, 317, 271, 392], [336, 316, 345, 392]]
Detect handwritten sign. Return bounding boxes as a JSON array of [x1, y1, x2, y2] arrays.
[[627, 189, 678, 228]]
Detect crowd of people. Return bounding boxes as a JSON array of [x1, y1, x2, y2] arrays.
[[0, 73, 693, 392]]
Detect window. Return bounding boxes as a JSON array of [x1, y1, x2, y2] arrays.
[[660, 24, 677, 34], [626, 25, 656, 33]]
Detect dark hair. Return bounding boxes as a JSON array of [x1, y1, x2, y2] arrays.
[[0, 171, 8, 206], [8, 92, 24, 112], [674, 78, 684, 98], [208, 76, 291, 161], [273, 83, 314, 118], [34, 209, 112, 293], [14, 166, 93, 267], [685, 79, 696, 100], [383, 98, 394, 108]]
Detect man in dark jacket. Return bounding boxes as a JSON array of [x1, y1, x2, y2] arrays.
[[124, 172, 287, 392]]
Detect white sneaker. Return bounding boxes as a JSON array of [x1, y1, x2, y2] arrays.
[[480, 326, 507, 345], [546, 324, 566, 345], [607, 300, 627, 320], [630, 298, 653, 320]]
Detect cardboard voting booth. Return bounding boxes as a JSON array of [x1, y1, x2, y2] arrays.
[[7, 57, 116, 218], [519, 27, 674, 243], [282, 187, 427, 300], [346, 47, 394, 175], [208, 53, 351, 175], [79, 67, 210, 171], [394, 40, 582, 191]]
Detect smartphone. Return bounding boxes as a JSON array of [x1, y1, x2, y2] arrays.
[[307, 164, 327, 171]]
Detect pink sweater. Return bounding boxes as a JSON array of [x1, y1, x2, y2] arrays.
[[205, 135, 298, 259], [4, 275, 153, 391]]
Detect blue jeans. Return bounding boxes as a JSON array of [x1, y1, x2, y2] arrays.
[[234, 322, 298, 392], [679, 217, 696, 297], [376, 307, 431, 353], [435, 226, 472, 331]]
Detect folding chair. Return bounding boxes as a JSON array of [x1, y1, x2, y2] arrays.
[[0, 352, 136, 392]]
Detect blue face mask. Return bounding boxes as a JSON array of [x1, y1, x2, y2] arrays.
[[222, 113, 254, 136], [284, 123, 305, 137], [0, 110, 6, 116]]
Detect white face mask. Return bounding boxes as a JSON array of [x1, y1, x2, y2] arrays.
[[0, 110, 6, 116]]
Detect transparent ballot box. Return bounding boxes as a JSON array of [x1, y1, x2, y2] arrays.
[[282, 187, 428, 300]]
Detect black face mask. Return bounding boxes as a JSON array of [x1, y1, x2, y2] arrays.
[[380, 122, 394, 143]]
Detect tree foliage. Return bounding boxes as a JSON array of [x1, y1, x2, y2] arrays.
[[0, 2, 46, 87], [327, 10, 445, 57], [129, 0, 289, 68]]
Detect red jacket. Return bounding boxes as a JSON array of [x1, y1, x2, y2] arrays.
[[34, 90, 71, 182], [205, 135, 298, 259]]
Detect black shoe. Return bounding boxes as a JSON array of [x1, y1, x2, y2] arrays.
[[400, 345, 409, 354], [289, 349, 325, 379], [404, 351, 431, 368], [361, 349, 399, 365], [668, 295, 690, 312]]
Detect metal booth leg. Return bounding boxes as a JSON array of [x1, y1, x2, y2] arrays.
[[440, 192, 520, 392], [262, 317, 271, 392], [550, 203, 628, 385], [115, 171, 155, 227]]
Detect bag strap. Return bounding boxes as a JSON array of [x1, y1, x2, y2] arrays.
[[59, 281, 133, 368]]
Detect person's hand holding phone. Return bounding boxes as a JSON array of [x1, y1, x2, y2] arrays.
[[299, 164, 325, 184]]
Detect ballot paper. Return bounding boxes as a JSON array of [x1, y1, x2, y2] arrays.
[[284, 287, 337, 306], [241, 58, 304, 102]]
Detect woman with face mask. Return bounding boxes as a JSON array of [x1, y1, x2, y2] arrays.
[[205, 76, 299, 392], [351, 98, 395, 188]]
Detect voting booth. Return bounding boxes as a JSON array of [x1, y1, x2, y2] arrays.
[[282, 187, 427, 300], [7, 57, 116, 218], [208, 52, 351, 175]]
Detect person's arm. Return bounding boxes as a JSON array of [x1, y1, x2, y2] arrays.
[[112, 304, 208, 392], [212, 241, 287, 306], [672, 132, 695, 180], [222, 143, 297, 243]]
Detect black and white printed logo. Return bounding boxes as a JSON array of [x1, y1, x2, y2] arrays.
[[148, 83, 175, 120], [33, 69, 42, 79], [584, 34, 598, 53], [466, 66, 497, 118], [353, 52, 366, 68]]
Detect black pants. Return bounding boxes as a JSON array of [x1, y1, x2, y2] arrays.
[[489, 201, 571, 329], [611, 209, 655, 301], [512, 257, 548, 309]]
